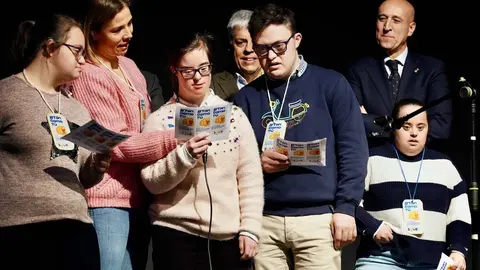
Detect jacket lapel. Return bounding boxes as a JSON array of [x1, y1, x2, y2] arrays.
[[397, 53, 418, 101], [366, 58, 393, 112], [214, 72, 238, 100]]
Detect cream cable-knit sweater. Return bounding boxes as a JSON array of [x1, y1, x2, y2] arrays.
[[141, 94, 264, 240]]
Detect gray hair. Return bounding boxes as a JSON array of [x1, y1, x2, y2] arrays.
[[227, 9, 253, 42]]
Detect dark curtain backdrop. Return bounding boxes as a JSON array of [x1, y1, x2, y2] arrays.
[[1, 1, 478, 269]]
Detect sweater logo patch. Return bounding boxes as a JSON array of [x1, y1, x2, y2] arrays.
[[261, 99, 309, 129]]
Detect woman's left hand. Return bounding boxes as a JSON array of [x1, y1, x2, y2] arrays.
[[239, 235, 258, 260], [450, 252, 466, 270], [92, 153, 112, 173]]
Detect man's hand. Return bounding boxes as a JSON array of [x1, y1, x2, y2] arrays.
[[360, 106, 368, 114], [374, 223, 393, 245], [239, 235, 258, 260], [449, 252, 466, 270], [331, 213, 357, 250], [261, 149, 290, 173]]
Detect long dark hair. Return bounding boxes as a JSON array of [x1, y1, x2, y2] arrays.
[[10, 14, 81, 73]]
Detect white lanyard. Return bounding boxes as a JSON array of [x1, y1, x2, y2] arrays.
[[265, 70, 295, 122], [93, 53, 145, 101], [23, 69, 61, 114]]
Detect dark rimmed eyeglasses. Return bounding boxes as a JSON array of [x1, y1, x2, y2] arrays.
[[253, 35, 295, 57], [63, 43, 85, 61], [175, 64, 213, 79]]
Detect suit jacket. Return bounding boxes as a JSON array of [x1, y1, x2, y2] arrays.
[[346, 52, 452, 140], [211, 71, 239, 102], [141, 70, 165, 112]]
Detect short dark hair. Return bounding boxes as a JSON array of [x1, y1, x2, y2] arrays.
[[392, 98, 426, 120], [167, 31, 215, 92], [248, 3, 297, 42]]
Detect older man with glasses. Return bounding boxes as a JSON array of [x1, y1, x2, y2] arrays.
[[233, 3, 369, 270]]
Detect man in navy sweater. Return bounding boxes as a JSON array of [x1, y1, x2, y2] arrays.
[[233, 3, 369, 269]]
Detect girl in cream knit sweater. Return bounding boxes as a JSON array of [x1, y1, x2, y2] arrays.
[[140, 32, 264, 270]]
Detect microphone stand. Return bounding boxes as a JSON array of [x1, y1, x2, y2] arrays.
[[373, 91, 479, 270], [395, 93, 452, 129], [468, 94, 478, 270], [374, 93, 452, 131]]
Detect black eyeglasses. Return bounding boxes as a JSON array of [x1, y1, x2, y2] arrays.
[[63, 44, 85, 61], [253, 35, 295, 57], [175, 64, 213, 79]]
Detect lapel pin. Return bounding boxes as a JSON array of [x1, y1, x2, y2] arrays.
[[414, 68, 419, 73]]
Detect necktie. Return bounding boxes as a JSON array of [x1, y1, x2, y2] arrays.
[[386, 59, 401, 102]]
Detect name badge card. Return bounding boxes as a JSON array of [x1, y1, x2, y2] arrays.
[[262, 120, 287, 151], [140, 98, 147, 131], [47, 113, 75, 151], [402, 199, 424, 235]]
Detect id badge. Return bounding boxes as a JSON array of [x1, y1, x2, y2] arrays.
[[140, 98, 147, 131], [47, 113, 75, 151], [402, 199, 424, 235], [262, 120, 287, 151]]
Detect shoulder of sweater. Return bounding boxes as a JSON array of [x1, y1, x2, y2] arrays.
[[235, 75, 266, 98], [424, 148, 451, 162], [74, 62, 107, 83], [210, 95, 246, 117], [304, 64, 345, 82], [80, 61, 102, 73], [0, 75, 22, 95], [119, 56, 141, 70], [151, 102, 176, 117], [369, 144, 394, 158]]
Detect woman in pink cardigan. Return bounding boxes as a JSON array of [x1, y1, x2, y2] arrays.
[[68, 0, 176, 269], [140, 32, 264, 270]]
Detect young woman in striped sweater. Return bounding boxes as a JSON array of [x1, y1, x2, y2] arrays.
[[355, 98, 470, 270]]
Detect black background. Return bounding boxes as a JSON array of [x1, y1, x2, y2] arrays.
[[1, 1, 478, 269]]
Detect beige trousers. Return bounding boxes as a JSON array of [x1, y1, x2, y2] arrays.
[[254, 214, 341, 270]]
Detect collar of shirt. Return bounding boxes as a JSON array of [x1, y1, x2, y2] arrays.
[[267, 54, 308, 82], [384, 47, 408, 77], [173, 88, 216, 107], [296, 55, 308, 77], [235, 72, 248, 90]]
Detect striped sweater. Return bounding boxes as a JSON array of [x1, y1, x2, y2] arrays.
[[69, 56, 177, 209], [356, 143, 471, 266]]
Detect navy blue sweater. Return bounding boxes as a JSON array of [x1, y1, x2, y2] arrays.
[[233, 64, 368, 217]]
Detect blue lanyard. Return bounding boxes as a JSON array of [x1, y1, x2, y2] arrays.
[[392, 145, 425, 200]]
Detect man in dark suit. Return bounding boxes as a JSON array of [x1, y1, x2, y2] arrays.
[[346, 0, 452, 145], [141, 69, 165, 112], [211, 9, 263, 101]]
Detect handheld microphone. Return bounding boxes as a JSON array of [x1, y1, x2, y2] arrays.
[[459, 77, 477, 99], [202, 151, 208, 164]]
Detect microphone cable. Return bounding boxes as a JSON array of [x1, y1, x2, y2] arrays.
[[202, 152, 213, 270]]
